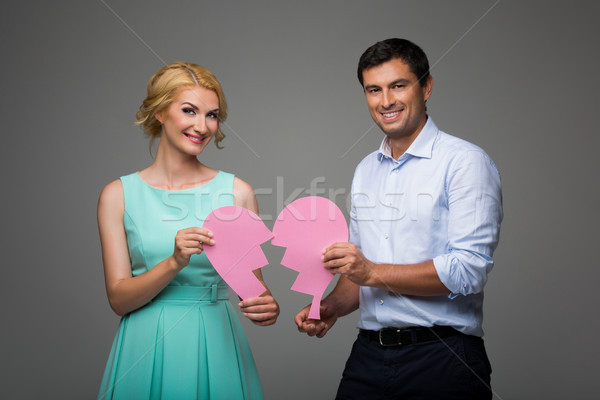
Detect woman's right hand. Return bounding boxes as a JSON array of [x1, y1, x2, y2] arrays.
[[172, 227, 214, 269]]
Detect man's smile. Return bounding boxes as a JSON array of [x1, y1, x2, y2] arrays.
[[381, 109, 403, 122]]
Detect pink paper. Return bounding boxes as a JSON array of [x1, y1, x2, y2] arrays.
[[272, 197, 348, 319], [203, 206, 273, 299]]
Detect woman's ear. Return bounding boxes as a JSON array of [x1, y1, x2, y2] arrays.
[[154, 109, 164, 124]]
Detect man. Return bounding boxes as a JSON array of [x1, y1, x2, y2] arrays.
[[295, 38, 502, 399]]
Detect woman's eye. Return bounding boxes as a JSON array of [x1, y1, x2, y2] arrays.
[[207, 112, 218, 119], [182, 108, 196, 115]]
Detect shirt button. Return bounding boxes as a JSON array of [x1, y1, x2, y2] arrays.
[[379, 299, 384, 305], [384, 233, 389, 239], [394, 169, 400, 174]]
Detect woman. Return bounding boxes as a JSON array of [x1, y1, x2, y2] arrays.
[[97, 62, 279, 399]]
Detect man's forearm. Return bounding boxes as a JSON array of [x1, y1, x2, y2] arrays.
[[325, 275, 361, 316], [364, 259, 450, 296]]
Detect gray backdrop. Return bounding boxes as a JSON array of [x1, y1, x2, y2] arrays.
[[1, 1, 598, 399]]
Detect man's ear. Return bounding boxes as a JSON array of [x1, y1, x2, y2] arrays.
[[423, 74, 433, 102]]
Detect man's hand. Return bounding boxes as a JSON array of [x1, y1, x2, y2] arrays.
[[294, 301, 338, 338], [322, 242, 374, 286]]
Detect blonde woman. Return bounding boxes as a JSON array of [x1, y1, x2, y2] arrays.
[[97, 62, 278, 399]]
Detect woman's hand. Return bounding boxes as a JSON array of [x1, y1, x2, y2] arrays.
[[172, 227, 214, 270], [239, 293, 280, 326]]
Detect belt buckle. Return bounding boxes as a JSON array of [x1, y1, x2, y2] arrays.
[[378, 328, 402, 347]]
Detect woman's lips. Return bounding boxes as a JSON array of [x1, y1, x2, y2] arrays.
[[184, 133, 204, 144]]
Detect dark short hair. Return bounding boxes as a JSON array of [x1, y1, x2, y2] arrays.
[[357, 38, 430, 87]]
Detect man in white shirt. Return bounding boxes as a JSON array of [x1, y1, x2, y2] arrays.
[[295, 38, 502, 399]]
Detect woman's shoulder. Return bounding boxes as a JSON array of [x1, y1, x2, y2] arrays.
[[232, 175, 253, 194], [98, 178, 124, 211], [231, 175, 257, 211]]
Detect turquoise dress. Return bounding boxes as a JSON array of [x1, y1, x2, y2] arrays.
[[98, 171, 264, 400]]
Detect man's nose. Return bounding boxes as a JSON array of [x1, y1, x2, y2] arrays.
[[382, 90, 395, 108]]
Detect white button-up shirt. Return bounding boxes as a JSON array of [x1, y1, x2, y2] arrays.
[[351, 117, 503, 336]]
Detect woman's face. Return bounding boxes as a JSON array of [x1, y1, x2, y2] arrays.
[[156, 85, 220, 155]]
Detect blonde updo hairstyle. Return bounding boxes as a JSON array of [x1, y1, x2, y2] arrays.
[[136, 62, 228, 149]]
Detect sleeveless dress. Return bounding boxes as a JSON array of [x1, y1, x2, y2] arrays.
[[98, 171, 264, 400]]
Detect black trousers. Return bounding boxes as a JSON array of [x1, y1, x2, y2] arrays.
[[336, 332, 492, 400]]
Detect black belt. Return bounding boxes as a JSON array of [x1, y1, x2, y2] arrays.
[[359, 326, 462, 347]]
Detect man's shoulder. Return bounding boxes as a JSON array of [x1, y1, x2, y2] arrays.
[[435, 130, 494, 160], [353, 149, 382, 176], [357, 149, 381, 166], [436, 130, 483, 151], [347, 150, 381, 188], [434, 130, 500, 178]]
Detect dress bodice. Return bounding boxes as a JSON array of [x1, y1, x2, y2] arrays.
[[120, 171, 234, 286]]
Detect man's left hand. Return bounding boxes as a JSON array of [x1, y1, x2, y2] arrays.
[[323, 242, 373, 286]]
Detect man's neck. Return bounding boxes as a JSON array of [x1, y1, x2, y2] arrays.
[[387, 115, 428, 160]]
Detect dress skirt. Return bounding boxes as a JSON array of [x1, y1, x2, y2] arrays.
[[98, 285, 264, 399]]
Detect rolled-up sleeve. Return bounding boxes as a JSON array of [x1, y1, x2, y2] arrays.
[[348, 180, 361, 250], [433, 150, 503, 297]]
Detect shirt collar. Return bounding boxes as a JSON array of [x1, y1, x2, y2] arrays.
[[376, 116, 439, 162]]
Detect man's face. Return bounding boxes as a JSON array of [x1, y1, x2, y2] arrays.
[[362, 58, 432, 141]]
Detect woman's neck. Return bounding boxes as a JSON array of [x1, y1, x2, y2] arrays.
[[142, 142, 209, 190]]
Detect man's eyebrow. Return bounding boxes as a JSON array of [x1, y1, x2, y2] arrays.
[[364, 78, 412, 91], [364, 84, 381, 91], [389, 78, 411, 86]]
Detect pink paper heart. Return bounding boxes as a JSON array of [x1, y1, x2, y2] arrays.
[[272, 197, 348, 319], [203, 206, 273, 299]]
